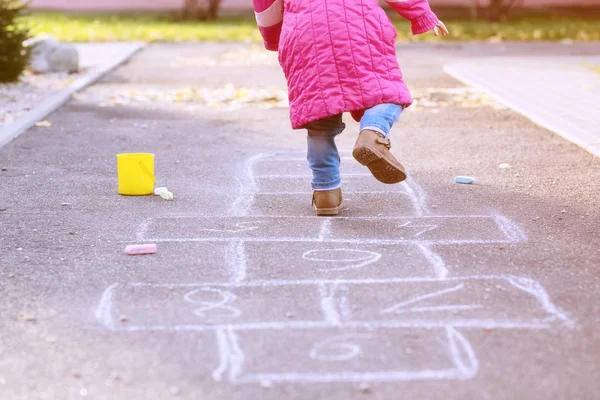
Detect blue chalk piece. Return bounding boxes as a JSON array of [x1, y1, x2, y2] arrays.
[[454, 176, 476, 184]]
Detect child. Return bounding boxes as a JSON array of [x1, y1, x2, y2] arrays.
[[252, 0, 448, 216]]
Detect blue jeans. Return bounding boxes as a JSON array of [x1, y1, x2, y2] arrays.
[[305, 104, 403, 191]]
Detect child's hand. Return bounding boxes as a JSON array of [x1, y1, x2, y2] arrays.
[[433, 20, 449, 37]]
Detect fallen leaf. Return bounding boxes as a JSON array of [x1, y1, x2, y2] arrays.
[[35, 120, 52, 127]]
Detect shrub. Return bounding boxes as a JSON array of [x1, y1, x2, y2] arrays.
[[0, 0, 31, 83]]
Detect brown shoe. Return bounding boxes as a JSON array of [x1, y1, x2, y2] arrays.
[[312, 188, 343, 216], [352, 130, 407, 184]]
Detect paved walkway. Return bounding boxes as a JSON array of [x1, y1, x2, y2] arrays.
[[445, 55, 600, 157], [0, 43, 599, 400]]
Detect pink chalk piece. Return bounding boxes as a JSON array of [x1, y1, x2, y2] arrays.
[[125, 243, 157, 255]]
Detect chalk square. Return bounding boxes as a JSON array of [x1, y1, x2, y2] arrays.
[[226, 327, 475, 383], [341, 277, 566, 328], [104, 283, 326, 330], [242, 242, 439, 281], [141, 216, 322, 241], [327, 216, 522, 244]]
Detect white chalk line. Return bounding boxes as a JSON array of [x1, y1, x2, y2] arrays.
[[212, 328, 230, 381], [319, 283, 341, 325], [226, 240, 247, 284], [446, 326, 479, 379], [399, 221, 438, 237], [401, 177, 429, 216], [339, 292, 352, 320], [183, 287, 242, 320], [135, 220, 151, 242], [302, 249, 382, 272], [144, 238, 521, 246], [111, 319, 552, 333], [392, 305, 484, 314], [235, 369, 466, 383], [309, 333, 374, 362], [229, 152, 273, 217], [256, 191, 406, 195], [124, 274, 545, 289], [141, 214, 513, 221], [381, 283, 465, 314], [317, 219, 332, 242], [416, 244, 449, 279], [95, 283, 119, 330], [507, 276, 575, 328], [193, 221, 264, 234], [227, 327, 245, 382], [494, 215, 528, 243]]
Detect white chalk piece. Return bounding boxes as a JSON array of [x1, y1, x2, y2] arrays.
[[154, 187, 174, 201], [125, 243, 157, 255], [454, 176, 476, 184]]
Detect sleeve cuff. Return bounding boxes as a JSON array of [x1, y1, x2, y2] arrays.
[[264, 41, 279, 51], [411, 10, 439, 35]]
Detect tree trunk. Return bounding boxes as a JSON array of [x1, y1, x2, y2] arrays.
[[183, 0, 199, 20], [205, 0, 221, 21]]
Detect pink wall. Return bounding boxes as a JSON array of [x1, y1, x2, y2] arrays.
[[29, 0, 600, 11]]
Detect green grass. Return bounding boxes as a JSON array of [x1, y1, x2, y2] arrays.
[[24, 12, 600, 43]]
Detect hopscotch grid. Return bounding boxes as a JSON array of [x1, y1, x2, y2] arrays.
[[99, 152, 571, 385]]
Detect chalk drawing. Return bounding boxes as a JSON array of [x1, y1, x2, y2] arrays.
[[230, 152, 273, 217], [380, 283, 466, 314], [109, 319, 554, 333], [226, 240, 247, 283], [95, 283, 119, 330], [446, 326, 479, 378], [95, 151, 572, 385], [196, 221, 265, 234], [213, 327, 245, 382], [507, 276, 574, 328], [309, 334, 374, 361], [184, 288, 241, 321], [213, 328, 230, 381], [139, 215, 526, 245], [401, 176, 428, 216], [302, 249, 382, 272], [416, 244, 449, 278], [399, 221, 438, 237], [317, 219, 332, 242], [319, 283, 341, 325]]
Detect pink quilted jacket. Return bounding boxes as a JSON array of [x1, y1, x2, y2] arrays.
[[252, 0, 439, 129]]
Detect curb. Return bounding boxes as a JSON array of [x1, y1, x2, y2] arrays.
[[444, 62, 600, 159], [0, 42, 146, 150]]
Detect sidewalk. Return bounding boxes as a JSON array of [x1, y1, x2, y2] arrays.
[[0, 42, 143, 148], [445, 55, 600, 157], [0, 42, 599, 400]]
